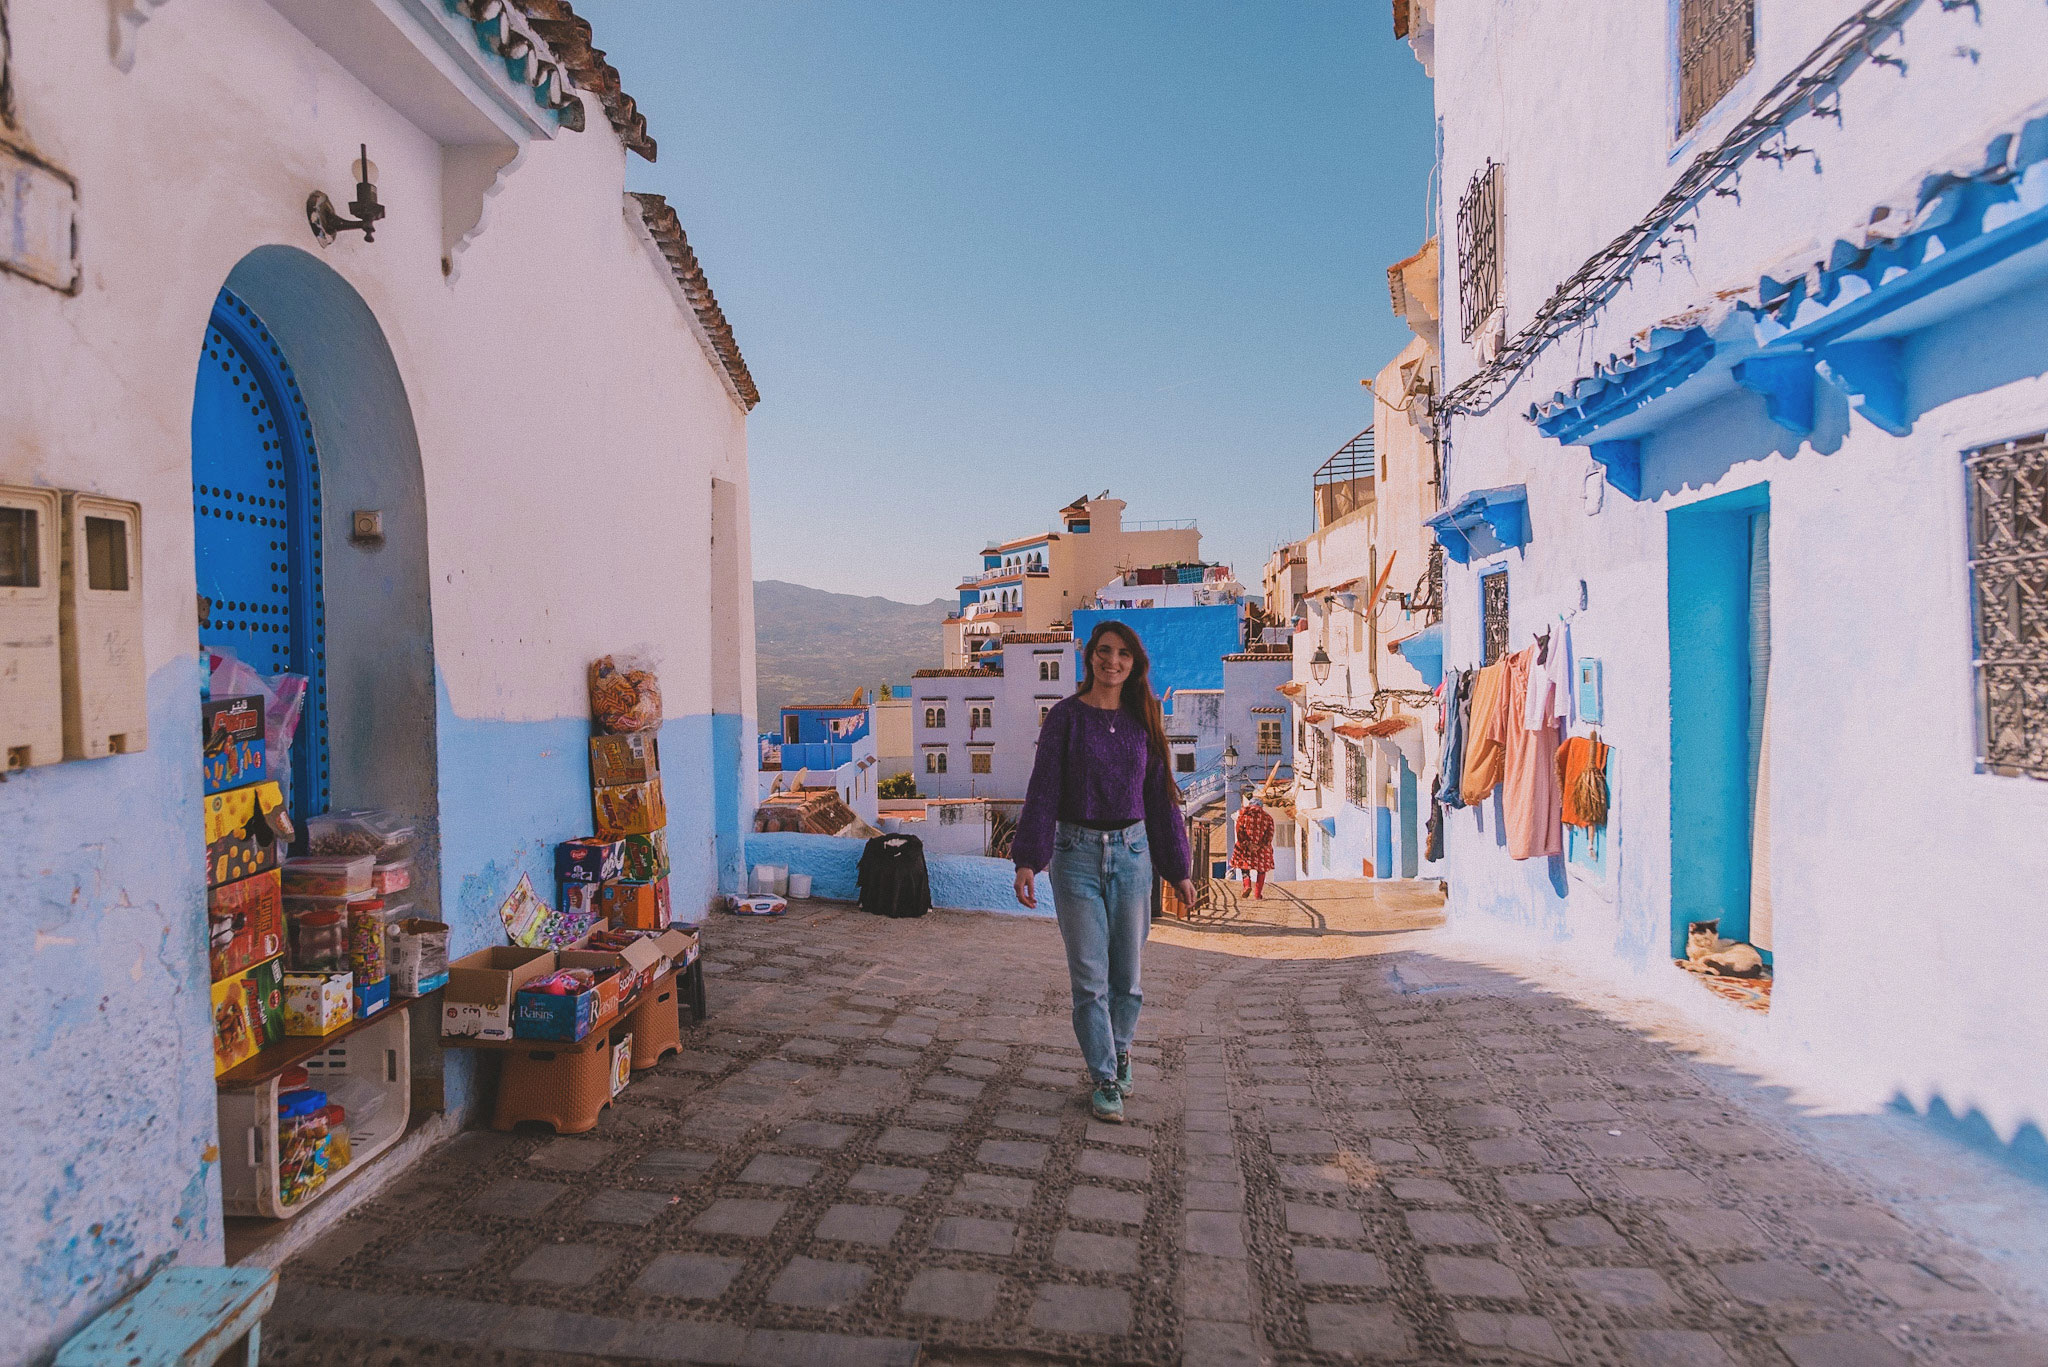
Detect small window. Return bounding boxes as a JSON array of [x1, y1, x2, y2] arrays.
[[85, 516, 129, 591], [1481, 568, 1510, 667], [783, 716, 801, 744], [1040, 705, 1052, 726], [970, 752, 992, 775], [1175, 751, 1196, 774], [970, 705, 992, 729], [1345, 741, 1370, 808], [1039, 659, 1060, 681], [926, 750, 947, 774], [1311, 729, 1331, 784], [1678, 0, 1755, 135], [926, 706, 947, 729], [1457, 162, 1503, 342], [1258, 719, 1282, 755], [0, 506, 40, 588], [1965, 432, 2048, 779]]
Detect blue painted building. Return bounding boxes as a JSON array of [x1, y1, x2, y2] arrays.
[[0, 6, 759, 1356], [1415, 0, 2048, 1152]]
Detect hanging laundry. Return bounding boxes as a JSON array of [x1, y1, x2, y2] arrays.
[[1502, 645, 1562, 860], [1459, 660, 1510, 806], [1554, 732, 1610, 830], [1439, 669, 1471, 811], [1425, 777, 1445, 862], [1522, 622, 1572, 731]]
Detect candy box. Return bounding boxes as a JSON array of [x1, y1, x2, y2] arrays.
[[353, 974, 391, 1020], [204, 781, 290, 888], [560, 936, 664, 1003], [513, 966, 621, 1042], [557, 837, 625, 884], [610, 1034, 634, 1098], [599, 876, 671, 931], [621, 829, 670, 882], [560, 881, 606, 920], [593, 779, 665, 839], [212, 955, 284, 1075], [591, 733, 660, 787], [283, 971, 353, 1036], [442, 946, 554, 1040], [209, 870, 283, 982], [201, 695, 266, 795], [726, 894, 787, 917]]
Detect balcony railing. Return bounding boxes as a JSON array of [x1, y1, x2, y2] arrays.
[[1125, 518, 1197, 533]]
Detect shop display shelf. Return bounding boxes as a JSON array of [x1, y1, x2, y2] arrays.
[[218, 1006, 411, 1219], [215, 988, 435, 1086]]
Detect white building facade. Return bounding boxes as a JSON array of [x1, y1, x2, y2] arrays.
[[911, 633, 1072, 799], [1412, 0, 2048, 1143], [0, 3, 756, 1356]]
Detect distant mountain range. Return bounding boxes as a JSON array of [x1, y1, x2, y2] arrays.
[[754, 579, 952, 719]]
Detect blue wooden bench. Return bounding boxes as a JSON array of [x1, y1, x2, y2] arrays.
[[57, 1267, 277, 1367]]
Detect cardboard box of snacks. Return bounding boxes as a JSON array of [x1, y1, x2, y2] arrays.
[[621, 829, 670, 882], [201, 695, 266, 795], [209, 870, 283, 982], [590, 733, 660, 787], [441, 946, 555, 1040], [599, 876, 671, 931], [557, 837, 625, 884], [593, 778, 665, 838], [203, 781, 290, 888], [283, 971, 353, 1036]]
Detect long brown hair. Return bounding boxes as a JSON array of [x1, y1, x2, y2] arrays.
[[1078, 621, 1173, 771]]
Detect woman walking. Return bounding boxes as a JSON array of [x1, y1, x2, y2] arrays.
[[1013, 622, 1195, 1122]]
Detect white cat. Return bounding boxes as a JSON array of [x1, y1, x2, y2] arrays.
[[1686, 918, 1766, 978]]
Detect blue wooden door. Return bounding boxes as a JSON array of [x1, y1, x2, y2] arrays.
[[191, 288, 328, 819]]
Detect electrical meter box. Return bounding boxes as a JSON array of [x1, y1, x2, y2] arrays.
[[59, 493, 148, 759], [0, 485, 63, 769]]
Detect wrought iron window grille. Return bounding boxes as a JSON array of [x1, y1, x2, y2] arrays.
[[1457, 162, 1503, 343], [1345, 742, 1370, 808], [1481, 569, 1511, 667], [1680, 0, 1756, 134], [1965, 432, 2048, 780]]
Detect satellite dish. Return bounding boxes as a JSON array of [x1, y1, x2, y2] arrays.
[[1098, 489, 1111, 500]]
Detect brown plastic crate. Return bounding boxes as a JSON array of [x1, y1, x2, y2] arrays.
[[624, 975, 681, 1071], [491, 1033, 612, 1134]]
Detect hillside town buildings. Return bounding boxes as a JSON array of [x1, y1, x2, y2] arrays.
[[941, 493, 1201, 668]]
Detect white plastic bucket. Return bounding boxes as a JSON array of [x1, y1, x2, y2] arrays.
[[787, 872, 813, 899], [750, 863, 782, 895]]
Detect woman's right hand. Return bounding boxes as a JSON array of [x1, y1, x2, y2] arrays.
[[1014, 867, 1038, 909]]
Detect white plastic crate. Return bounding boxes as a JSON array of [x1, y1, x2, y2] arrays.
[[218, 1007, 411, 1218]]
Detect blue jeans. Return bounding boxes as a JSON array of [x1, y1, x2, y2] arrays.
[[1048, 821, 1151, 1084]]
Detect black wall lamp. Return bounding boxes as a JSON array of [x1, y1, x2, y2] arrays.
[[307, 145, 386, 246]]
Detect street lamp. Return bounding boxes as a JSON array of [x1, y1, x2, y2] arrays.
[[1221, 741, 1238, 773], [1309, 647, 1332, 684]]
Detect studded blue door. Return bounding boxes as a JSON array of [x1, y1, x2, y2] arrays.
[[191, 287, 328, 818]]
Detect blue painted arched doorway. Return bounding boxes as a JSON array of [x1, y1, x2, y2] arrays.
[[191, 288, 329, 819]]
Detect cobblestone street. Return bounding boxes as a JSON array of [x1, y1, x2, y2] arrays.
[[263, 895, 2048, 1366]]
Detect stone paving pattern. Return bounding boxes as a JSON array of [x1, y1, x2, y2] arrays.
[[264, 897, 2048, 1365]]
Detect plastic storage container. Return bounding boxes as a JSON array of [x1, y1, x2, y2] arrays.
[[371, 855, 413, 895], [289, 910, 347, 973], [281, 854, 374, 898], [217, 1006, 410, 1218], [306, 809, 415, 858]]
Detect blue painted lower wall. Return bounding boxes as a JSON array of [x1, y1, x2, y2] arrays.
[[744, 832, 1053, 917], [0, 660, 221, 1361]]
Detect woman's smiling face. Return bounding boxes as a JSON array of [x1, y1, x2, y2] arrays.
[[1090, 633, 1135, 689]]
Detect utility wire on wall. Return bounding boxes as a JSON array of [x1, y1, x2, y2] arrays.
[[1435, 0, 1928, 428]]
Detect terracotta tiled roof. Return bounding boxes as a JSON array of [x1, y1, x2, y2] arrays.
[[512, 1, 656, 161], [629, 193, 760, 410], [1003, 632, 1073, 644], [1223, 651, 1290, 662], [912, 668, 1001, 678]]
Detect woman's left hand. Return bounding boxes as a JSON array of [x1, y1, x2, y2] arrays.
[[1175, 879, 1198, 907]]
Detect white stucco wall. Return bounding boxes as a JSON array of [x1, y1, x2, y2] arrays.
[[0, 3, 755, 1356], [1425, 0, 2048, 1141]]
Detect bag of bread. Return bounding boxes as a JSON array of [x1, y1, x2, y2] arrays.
[[590, 653, 663, 734]]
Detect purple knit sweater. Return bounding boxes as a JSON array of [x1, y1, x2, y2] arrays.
[[1013, 695, 1192, 882]]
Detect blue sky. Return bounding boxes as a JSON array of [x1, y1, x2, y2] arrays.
[[576, 1, 1436, 604]]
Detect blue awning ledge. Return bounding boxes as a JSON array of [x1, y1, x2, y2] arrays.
[[1523, 101, 2048, 486], [1392, 624, 1443, 689], [1426, 485, 1529, 565]]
